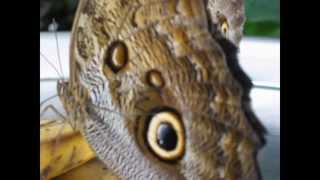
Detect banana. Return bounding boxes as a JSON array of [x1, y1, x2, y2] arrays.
[[54, 159, 118, 180], [40, 120, 96, 179]]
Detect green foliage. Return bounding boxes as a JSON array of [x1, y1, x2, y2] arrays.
[[245, 0, 280, 37]]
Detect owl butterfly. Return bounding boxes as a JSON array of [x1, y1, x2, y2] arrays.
[[57, 0, 266, 179]]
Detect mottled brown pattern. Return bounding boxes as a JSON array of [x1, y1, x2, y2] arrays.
[[58, 0, 265, 179], [82, 0, 96, 16], [76, 27, 94, 60]]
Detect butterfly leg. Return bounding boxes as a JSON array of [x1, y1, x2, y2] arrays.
[[40, 104, 66, 121]]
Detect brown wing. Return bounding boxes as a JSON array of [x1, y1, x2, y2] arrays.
[[67, 0, 265, 179]]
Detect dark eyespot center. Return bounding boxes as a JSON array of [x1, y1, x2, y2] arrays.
[[145, 109, 185, 161], [157, 122, 177, 151]]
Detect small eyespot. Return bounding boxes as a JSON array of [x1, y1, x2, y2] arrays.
[[146, 70, 165, 88], [146, 110, 185, 161], [221, 20, 229, 35], [216, 12, 229, 36], [104, 41, 128, 73]]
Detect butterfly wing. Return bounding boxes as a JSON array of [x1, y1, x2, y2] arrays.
[[207, 0, 246, 46], [67, 0, 265, 179]]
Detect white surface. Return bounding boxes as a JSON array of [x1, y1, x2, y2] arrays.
[[40, 32, 70, 80], [239, 37, 280, 85]]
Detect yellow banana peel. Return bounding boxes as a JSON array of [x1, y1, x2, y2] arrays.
[[54, 159, 118, 180], [40, 120, 96, 179]]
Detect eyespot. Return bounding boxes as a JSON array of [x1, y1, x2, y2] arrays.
[[104, 41, 128, 73], [146, 110, 185, 161], [221, 20, 229, 35], [216, 12, 229, 36], [146, 70, 165, 88]]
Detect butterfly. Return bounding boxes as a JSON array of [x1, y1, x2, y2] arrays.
[[52, 0, 267, 179]]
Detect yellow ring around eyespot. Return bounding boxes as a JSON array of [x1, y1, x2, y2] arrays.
[[221, 21, 229, 35], [147, 111, 185, 161]]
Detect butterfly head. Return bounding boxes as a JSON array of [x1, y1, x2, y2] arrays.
[[57, 80, 75, 122], [57, 79, 69, 103]]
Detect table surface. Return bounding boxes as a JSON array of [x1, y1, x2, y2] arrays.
[[40, 32, 280, 180]]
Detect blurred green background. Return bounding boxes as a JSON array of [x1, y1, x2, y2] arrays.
[[40, 0, 279, 38], [245, 0, 279, 37]]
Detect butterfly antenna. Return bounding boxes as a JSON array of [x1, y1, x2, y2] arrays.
[[40, 51, 63, 79], [50, 18, 65, 80], [40, 94, 59, 108]]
